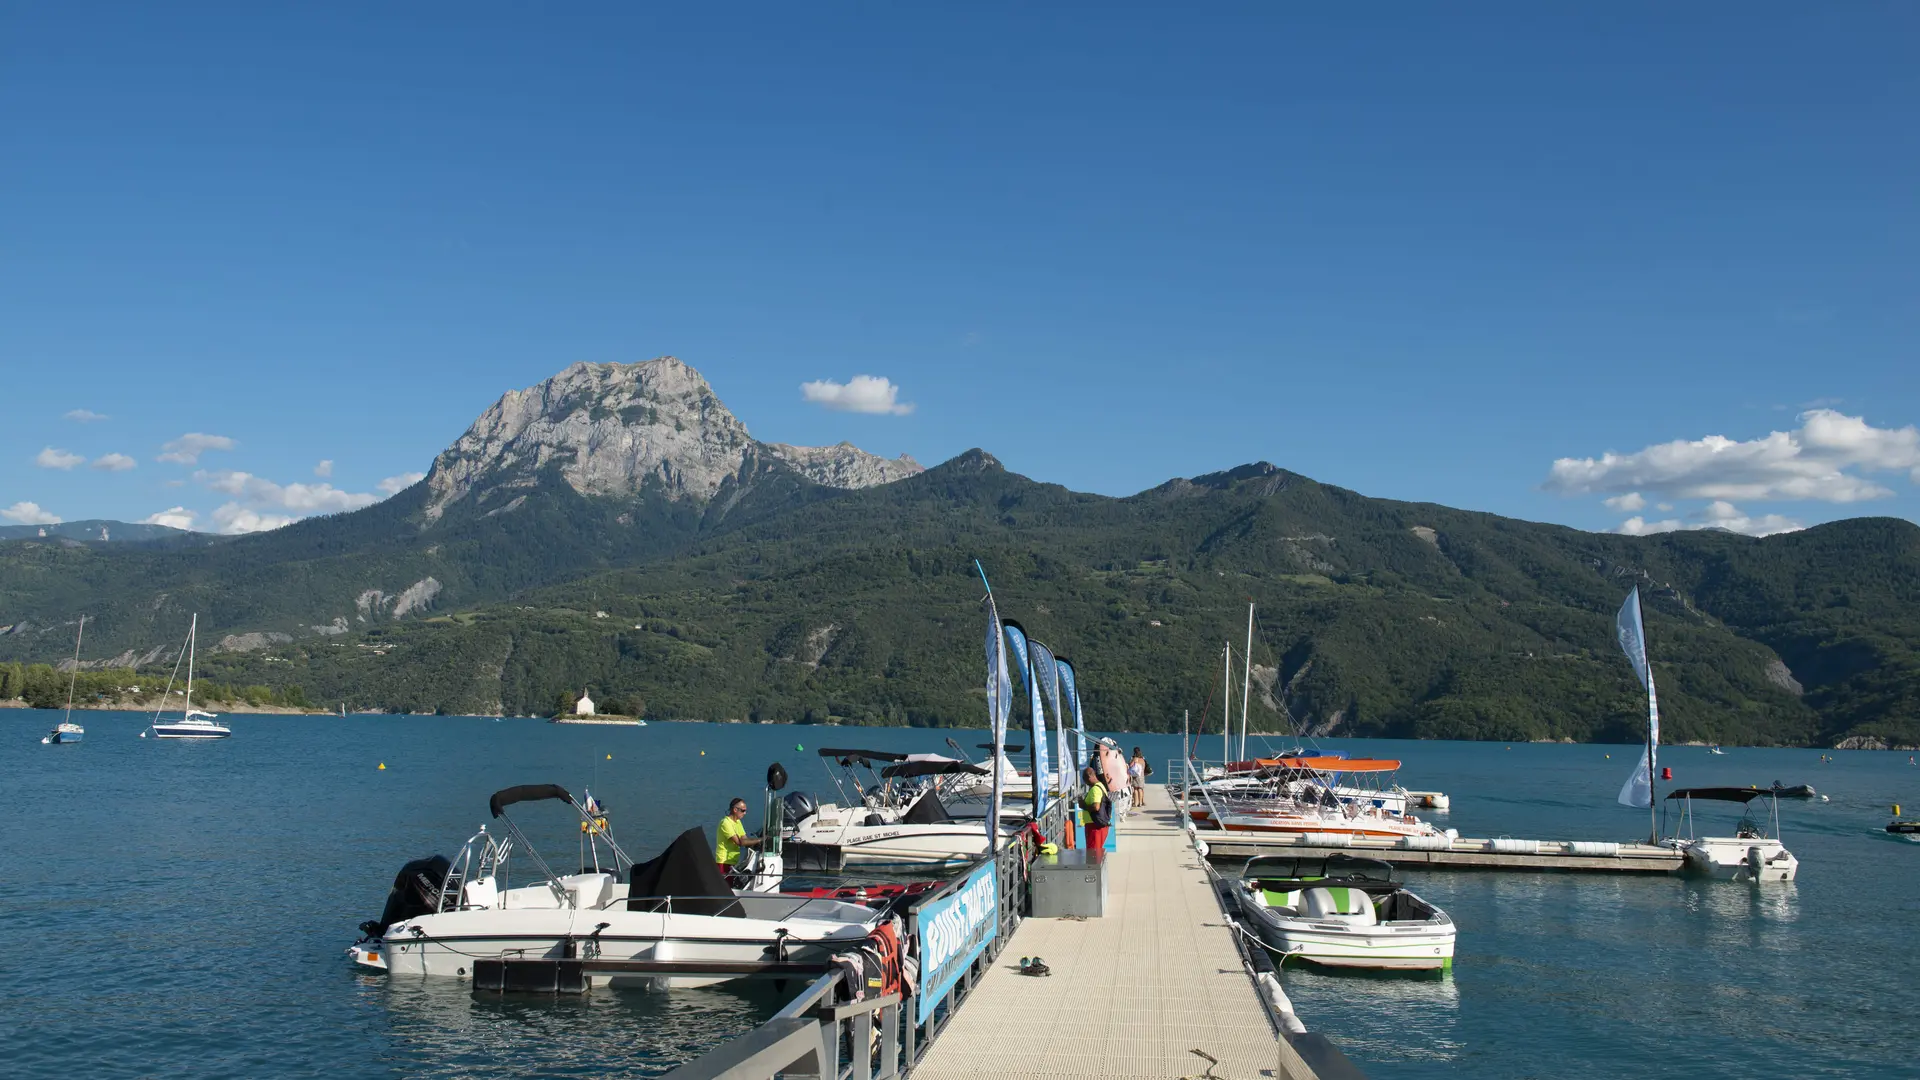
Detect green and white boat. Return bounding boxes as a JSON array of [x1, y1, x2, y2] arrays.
[[1233, 853, 1455, 972]]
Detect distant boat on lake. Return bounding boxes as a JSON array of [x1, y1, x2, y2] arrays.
[[144, 614, 231, 740], [42, 616, 87, 745]]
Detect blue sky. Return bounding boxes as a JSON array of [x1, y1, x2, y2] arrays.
[[3, 4, 1916, 537]]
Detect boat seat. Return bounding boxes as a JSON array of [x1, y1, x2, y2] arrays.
[[1302, 886, 1377, 926], [1258, 888, 1301, 912]]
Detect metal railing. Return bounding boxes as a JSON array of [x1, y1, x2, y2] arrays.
[[661, 795, 1072, 1080]]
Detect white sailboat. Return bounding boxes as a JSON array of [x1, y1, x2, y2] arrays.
[[42, 616, 87, 744], [145, 614, 231, 739]]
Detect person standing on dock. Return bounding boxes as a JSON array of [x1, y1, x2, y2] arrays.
[[715, 797, 760, 873], [1129, 747, 1149, 811], [1081, 765, 1113, 853]]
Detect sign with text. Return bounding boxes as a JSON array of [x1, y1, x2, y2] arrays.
[[913, 861, 999, 1025]]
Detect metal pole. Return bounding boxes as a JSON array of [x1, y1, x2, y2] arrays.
[[1222, 643, 1231, 768], [1240, 602, 1254, 762]]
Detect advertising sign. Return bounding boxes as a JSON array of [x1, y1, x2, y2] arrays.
[[914, 861, 999, 1025]]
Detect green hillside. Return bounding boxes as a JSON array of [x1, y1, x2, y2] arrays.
[[3, 454, 1917, 747]]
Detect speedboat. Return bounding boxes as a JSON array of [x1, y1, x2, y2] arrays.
[[783, 748, 1018, 870], [1888, 805, 1918, 837], [1662, 787, 1799, 882], [1233, 854, 1455, 972], [1189, 757, 1455, 843], [1768, 781, 1815, 799], [1708, 746, 1726, 756], [43, 722, 84, 744], [348, 783, 897, 988], [144, 615, 231, 739]]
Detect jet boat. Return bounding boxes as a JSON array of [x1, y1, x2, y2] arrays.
[[1233, 854, 1455, 971]]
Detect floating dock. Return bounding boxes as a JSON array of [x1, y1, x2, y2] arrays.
[[1195, 829, 1684, 873], [913, 790, 1360, 1080]]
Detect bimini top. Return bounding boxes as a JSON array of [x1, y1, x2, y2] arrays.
[[880, 757, 990, 779], [817, 748, 909, 764], [1278, 756, 1402, 773], [975, 742, 1026, 753], [1665, 786, 1772, 803], [1243, 852, 1394, 884], [489, 784, 573, 818]]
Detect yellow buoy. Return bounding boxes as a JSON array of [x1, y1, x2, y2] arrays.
[[700, 750, 706, 756], [1605, 754, 1611, 759], [378, 763, 386, 770], [606, 754, 612, 760]]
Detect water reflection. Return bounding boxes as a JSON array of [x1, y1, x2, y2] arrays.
[[368, 975, 784, 1078]]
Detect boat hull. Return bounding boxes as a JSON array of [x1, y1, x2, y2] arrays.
[[47, 730, 83, 744], [151, 723, 231, 739], [1682, 837, 1798, 882], [366, 904, 873, 987]]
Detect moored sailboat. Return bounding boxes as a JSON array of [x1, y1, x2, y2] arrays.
[[42, 616, 87, 745], [145, 614, 231, 740]]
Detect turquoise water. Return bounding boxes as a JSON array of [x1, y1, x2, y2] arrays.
[[4, 712, 1917, 1078]]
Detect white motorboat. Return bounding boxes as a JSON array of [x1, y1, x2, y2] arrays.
[[144, 615, 231, 739], [783, 748, 1018, 870], [1191, 756, 1454, 842], [1662, 787, 1799, 882], [348, 782, 897, 988], [1234, 854, 1455, 972]]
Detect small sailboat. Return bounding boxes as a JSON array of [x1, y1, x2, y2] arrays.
[[145, 614, 231, 740], [42, 617, 87, 745]]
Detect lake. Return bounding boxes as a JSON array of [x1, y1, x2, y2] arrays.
[[4, 710, 1917, 1078]]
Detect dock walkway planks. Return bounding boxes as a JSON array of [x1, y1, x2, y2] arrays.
[[913, 787, 1284, 1080], [1197, 833, 1684, 873]]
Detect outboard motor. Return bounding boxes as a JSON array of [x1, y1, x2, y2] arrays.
[[358, 854, 452, 940], [783, 790, 819, 828]]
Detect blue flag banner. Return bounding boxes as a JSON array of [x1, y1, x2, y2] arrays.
[[1002, 621, 1048, 815], [1031, 641, 1069, 797], [983, 588, 1013, 846], [1056, 657, 1089, 766]]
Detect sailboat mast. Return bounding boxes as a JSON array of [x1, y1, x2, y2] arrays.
[[62, 615, 85, 723], [184, 613, 196, 716], [1222, 643, 1232, 766], [1240, 603, 1254, 761]]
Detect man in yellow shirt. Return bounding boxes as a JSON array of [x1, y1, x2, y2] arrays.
[[715, 797, 760, 874]]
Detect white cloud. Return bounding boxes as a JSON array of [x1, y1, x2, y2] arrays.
[[377, 471, 425, 495], [64, 409, 108, 422], [36, 446, 84, 470], [314, 459, 334, 478], [209, 502, 299, 535], [1614, 500, 1803, 539], [800, 375, 916, 416], [1603, 492, 1646, 512], [1545, 409, 1920, 504], [1, 501, 62, 525], [1656, 502, 1674, 512], [139, 506, 197, 530], [193, 469, 382, 514], [157, 432, 236, 465], [91, 452, 137, 472]]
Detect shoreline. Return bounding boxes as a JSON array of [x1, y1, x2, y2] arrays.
[[0, 697, 333, 716]]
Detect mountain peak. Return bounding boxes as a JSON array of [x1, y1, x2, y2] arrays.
[[422, 356, 920, 521]]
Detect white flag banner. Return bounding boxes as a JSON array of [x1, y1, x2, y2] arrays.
[[1615, 587, 1660, 808]]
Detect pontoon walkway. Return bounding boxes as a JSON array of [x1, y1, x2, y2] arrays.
[[913, 788, 1357, 1080]]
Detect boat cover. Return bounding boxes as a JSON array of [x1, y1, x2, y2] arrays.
[[488, 783, 573, 818], [881, 758, 990, 779], [626, 827, 742, 916], [901, 790, 955, 825], [818, 748, 909, 764], [1665, 787, 1769, 803]]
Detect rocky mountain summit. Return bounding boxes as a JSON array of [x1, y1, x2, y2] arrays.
[[423, 357, 921, 522]]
